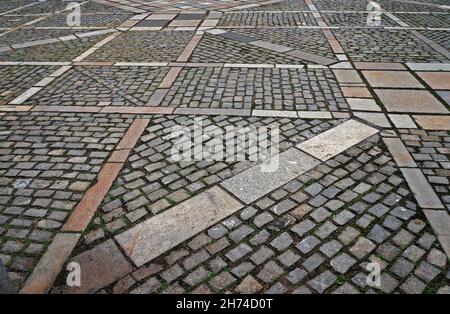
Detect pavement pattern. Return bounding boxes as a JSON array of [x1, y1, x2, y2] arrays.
[[0, 0, 449, 294]]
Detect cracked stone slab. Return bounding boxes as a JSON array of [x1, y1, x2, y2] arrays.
[[296, 120, 379, 162], [116, 186, 243, 267], [221, 148, 320, 204]]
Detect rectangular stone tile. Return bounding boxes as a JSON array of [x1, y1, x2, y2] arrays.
[[65, 240, 133, 294], [341, 87, 372, 98], [417, 72, 450, 90], [407, 63, 450, 71], [100, 107, 174, 114], [375, 89, 448, 113], [173, 108, 251, 116], [286, 50, 336, 66], [400, 168, 444, 209], [354, 62, 406, 70], [116, 119, 150, 150], [347, 98, 381, 111], [388, 114, 417, 129], [362, 71, 424, 88], [413, 115, 450, 130], [146, 89, 169, 106], [249, 40, 292, 53], [31, 106, 101, 113], [438, 91, 450, 106], [354, 112, 392, 128], [383, 138, 417, 167], [147, 14, 177, 20], [221, 148, 320, 204], [169, 20, 201, 27], [297, 111, 333, 119], [333, 70, 363, 84], [177, 34, 202, 62], [252, 109, 297, 118], [21, 233, 80, 294], [116, 186, 243, 267], [297, 119, 379, 161]]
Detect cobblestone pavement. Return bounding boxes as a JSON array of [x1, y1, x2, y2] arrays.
[[0, 0, 449, 295]]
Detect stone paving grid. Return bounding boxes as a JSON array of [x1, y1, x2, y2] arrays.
[[0, 0, 450, 295]]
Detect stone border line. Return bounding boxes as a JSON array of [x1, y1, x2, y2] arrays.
[[0, 1, 40, 17], [20, 118, 150, 294], [64, 119, 380, 291], [382, 134, 450, 258]]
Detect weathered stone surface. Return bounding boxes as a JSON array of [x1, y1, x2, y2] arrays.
[[116, 187, 243, 267], [297, 120, 378, 161]]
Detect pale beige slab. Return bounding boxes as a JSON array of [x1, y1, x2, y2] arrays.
[[296, 120, 379, 161], [116, 186, 243, 267]]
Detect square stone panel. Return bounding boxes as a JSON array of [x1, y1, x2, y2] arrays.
[[417, 72, 450, 90], [362, 71, 424, 88], [375, 89, 448, 113]]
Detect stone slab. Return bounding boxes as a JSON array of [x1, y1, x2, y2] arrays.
[[341, 87, 372, 98], [417, 72, 450, 90], [174, 108, 251, 116], [362, 71, 424, 88], [437, 91, 450, 106], [65, 239, 133, 294], [375, 89, 448, 113], [413, 115, 450, 130], [354, 112, 391, 128], [423, 210, 450, 236], [116, 186, 243, 267], [407, 63, 450, 71], [296, 120, 379, 161], [21, 233, 80, 294], [400, 168, 444, 209], [388, 114, 417, 129], [221, 148, 320, 204], [354, 62, 406, 70], [333, 70, 363, 84], [383, 138, 417, 167], [347, 98, 381, 111]]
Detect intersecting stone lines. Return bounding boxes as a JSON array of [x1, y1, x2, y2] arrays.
[[53, 133, 450, 294], [0, 112, 133, 287], [161, 66, 348, 111], [0, 65, 57, 105], [26, 66, 170, 107], [84, 115, 345, 245]]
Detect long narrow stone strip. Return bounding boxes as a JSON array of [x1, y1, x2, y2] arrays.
[[20, 233, 80, 294], [100, 106, 174, 114], [383, 137, 417, 167], [62, 118, 150, 232], [322, 29, 345, 54], [297, 119, 379, 161], [116, 186, 244, 267], [0, 1, 39, 16], [411, 30, 450, 59], [9, 87, 42, 105], [221, 148, 321, 204], [173, 107, 251, 116], [384, 12, 410, 27], [91, 0, 147, 13], [400, 168, 444, 209], [423, 210, 450, 258], [176, 33, 203, 62], [72, 32, 121, 62], [158, 67, 182, 89]]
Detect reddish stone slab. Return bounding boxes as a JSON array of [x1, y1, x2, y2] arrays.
[[417, 72, 450, 90], [363, 71, 424, 88], [413, 115, 450, 130], [116, 118, 150, 150], [65, 240, 133, 294], [375, 89, 448, 113]]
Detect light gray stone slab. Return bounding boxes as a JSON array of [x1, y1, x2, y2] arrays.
[[423, 210, 450, 236], [221, 148, 320, 204], [252, 109, 297, 118], [388, 114, 417, 129], [401, 169, 444, 209], [354, 112, 392, 128], [406, 63, 450, 71], [174, 108, 251, 116], [347, 98, 381, 111], [9, 87, 42, 105], [116, 186, 243, 267], [383, 138, 416, 167], [296, 120, 379, 161], [249, 40, 292, 53]]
